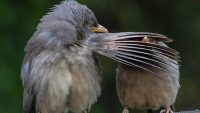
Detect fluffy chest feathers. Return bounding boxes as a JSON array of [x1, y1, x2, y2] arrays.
[[21, 46, 102, 113], [116, 64, 179, 110]]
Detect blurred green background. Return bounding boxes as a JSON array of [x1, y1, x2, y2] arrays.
[[0, 0, 200, 113]]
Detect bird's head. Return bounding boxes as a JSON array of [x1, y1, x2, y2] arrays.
[[33, 0, 108, 47]]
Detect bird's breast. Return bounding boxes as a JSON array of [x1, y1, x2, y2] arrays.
[[23, 46, 102, 112], [61, 48, 102, 112], [116, 64, 179, 110]]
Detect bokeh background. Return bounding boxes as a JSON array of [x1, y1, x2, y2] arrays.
[[0, 0, 200, 113]]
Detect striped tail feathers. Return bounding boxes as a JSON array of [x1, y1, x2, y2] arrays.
[[87, 32, 180, 74]]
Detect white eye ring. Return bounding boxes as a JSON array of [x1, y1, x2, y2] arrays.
[[88, 25, 91, 28]]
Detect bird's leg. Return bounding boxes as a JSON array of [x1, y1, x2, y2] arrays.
[[83, 110, 87, 113], [160, 107, 173, 113], [122, 106, 129, 113], [63, 108, 68, 113]]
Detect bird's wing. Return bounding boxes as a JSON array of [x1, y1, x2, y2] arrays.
[[21, 32, 72, 113], [21, 61, 36, 113], [88, 32, 180, 74], [21, 50, 73, 113]]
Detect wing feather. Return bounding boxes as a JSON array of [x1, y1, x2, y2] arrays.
[[88, 32, 180, 74]]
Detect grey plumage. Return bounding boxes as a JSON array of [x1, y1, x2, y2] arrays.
[[21, 1, 102, 113], [115, 37, 180, 113], [89, 33, 180, 113], [21, 0, 180, 113], [88, 33, 179, 74]]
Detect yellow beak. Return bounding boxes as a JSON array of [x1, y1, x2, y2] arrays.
[[92, 24, 108, 33]]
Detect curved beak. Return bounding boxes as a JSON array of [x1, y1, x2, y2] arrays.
[[92, 24, 108, 33]]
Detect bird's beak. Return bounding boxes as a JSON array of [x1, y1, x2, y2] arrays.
[[92, 24, 108, 33]]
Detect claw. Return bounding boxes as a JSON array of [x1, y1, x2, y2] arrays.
[[160, 107, 173, 113], [122, 106, 129, 113]]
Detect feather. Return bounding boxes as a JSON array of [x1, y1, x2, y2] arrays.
[[88, 32, 180, 74]]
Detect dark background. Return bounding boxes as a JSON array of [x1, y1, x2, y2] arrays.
[[0, 0, 200, 113]]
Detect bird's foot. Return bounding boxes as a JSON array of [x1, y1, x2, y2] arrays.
[[122, 106, 129, 113], [160, 107, 173, 113], [83, 110, 87, 113]]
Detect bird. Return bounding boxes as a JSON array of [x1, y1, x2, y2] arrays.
[[21, 0, 180, 113], [21, 1, 107, 113], [116, 36, 180, 113]]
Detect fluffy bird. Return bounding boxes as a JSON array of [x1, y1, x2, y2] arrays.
[[21, 0, 180, 113], [116, 36, 180, 113], [21, 1, 106, 113]]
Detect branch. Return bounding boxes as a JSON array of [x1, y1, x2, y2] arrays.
[[175, 110, 200, 113]]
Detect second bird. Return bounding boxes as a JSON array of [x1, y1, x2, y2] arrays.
[[116, 37, 180, 113]]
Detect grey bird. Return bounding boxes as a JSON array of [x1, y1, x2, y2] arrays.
[[116, 36, 180, 113], [21, 0, 180, 113], [21, 1, 106, 113]]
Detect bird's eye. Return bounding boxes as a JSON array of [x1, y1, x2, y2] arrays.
[[88, 25, 92, 28]]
